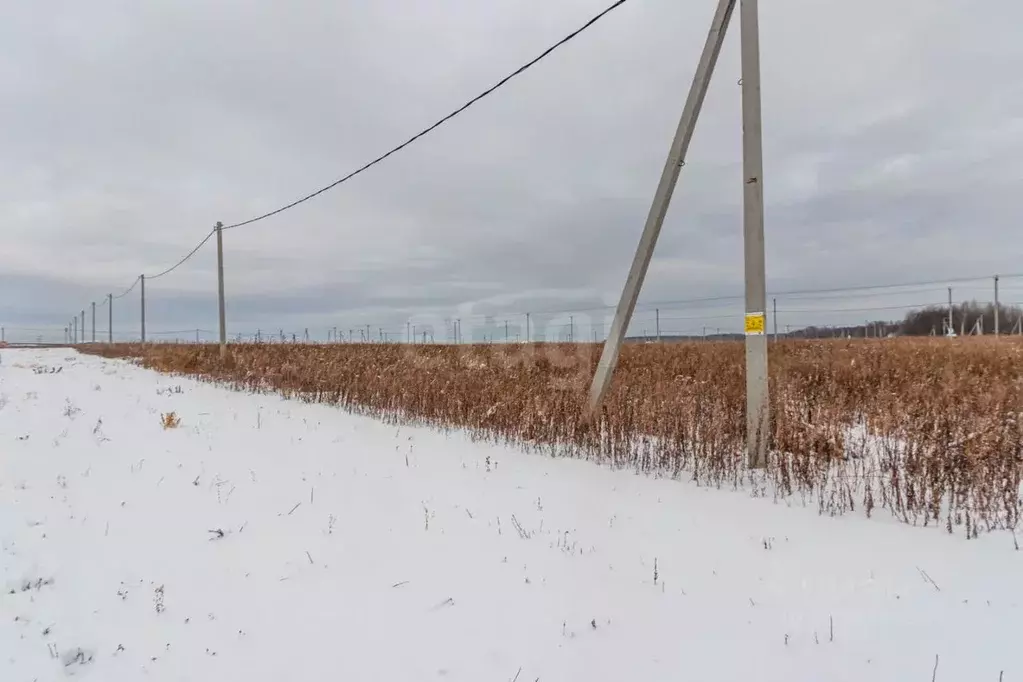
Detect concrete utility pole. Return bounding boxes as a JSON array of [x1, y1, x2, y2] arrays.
[[586, 0, 737, 413], [91, 302, 96, 343], [772, 297, 777, 341], [994, 274, 1000, 336], [740, 0, 769, 468], [73, 316, 77, 344], [108, 294, 113, 343], [655, 309, 660, 342], [570, 315, 575, 343], [141, 274, 147, 343], [947, 287, 953, 336], [525, 313, 530, 343], [216, 222, 227, 359], [505, 320, 509, 342], [81, 310, 86, 345]]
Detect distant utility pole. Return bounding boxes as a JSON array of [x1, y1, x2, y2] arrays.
[[81, 310, 86, 345], [655, 309, 660, 342], [994, 274, 1000, 336], [772, 297, 777, 341], [140, 274, 146, 343], [407, 321, 411, 344], [73, 316, 78, 344], [505, 320, 509, 342], [108, 293, 113, 343], [91, 302, 96, 343], [365, 324, 371, 344], [570, 315, 575, 343], [215, 222, 227, 358], [525, 313, 530, 343], [947, 287, 953, 336]]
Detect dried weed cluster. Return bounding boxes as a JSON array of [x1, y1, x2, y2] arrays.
[[83, 338, 1023, 536]]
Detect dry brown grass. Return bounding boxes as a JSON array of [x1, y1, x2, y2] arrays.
[[160, 411, 181, 429], [82, 337, 1023, 536]]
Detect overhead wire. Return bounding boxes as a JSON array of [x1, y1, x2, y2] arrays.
[[63, 0, 632, 328], [146, 228, 217, 280], [113, 276, 141, 300], [220, 0, 631, 231]]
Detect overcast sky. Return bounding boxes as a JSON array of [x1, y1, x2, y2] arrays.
[[2, 0, 1021, 343]]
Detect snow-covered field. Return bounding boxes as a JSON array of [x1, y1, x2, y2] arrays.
[[1, 349, 1020, 681]]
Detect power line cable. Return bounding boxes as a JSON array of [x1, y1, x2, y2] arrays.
[[113, 276, 141, 300], [221, 0, 631, 231], [777, 301, 942, 315], [147, 228, 216, 280]]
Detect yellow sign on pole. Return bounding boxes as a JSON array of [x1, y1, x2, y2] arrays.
[[744, 312, 765, 336]]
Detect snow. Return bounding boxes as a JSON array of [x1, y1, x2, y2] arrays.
[[1, 348, 1020, 681]]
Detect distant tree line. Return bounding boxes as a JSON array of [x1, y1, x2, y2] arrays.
[[793, 302, 1023, 339], [900, 301, 1023, 336]]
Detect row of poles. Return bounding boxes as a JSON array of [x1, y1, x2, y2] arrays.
[[64, 283, 1021, 347], [67, 223, 229, 359]]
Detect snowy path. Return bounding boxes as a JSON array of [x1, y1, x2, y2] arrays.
[[1, 349, 1020, 681]]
